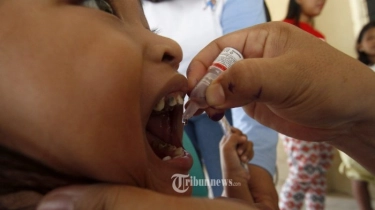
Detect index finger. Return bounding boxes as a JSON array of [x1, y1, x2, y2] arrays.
[[186, 22, 278, 91]]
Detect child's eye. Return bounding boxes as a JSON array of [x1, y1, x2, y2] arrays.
[[81, 0, 114, 15]]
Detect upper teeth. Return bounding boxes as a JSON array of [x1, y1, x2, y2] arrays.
[[153, 94, 184, 112], [154, 97, 165, 112], [169, 97, 177, 106], [176, 95, 184, 104]]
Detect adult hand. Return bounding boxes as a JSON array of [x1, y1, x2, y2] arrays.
[[187, 22, 375, 174], [36, 184, 268, 210], [187, 21, 375, 142]]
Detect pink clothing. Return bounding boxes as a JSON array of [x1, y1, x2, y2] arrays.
[[279, 136, 334, 210], [283, 19, 325, 40]]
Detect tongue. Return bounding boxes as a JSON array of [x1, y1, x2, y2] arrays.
[[147, 112, 173, 144], [147, 104, 184, 148]]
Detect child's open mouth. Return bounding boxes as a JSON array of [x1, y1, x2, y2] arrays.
[[146, 91, 191, 164]]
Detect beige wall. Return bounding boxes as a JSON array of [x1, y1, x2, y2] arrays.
[[265, 0, 365, 57], [266, 0, 373, 197], [315, 0, 356, 57], [265, 0, 288, 21]]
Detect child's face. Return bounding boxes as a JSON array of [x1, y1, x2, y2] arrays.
[[297, 0, 326, 17], [359, 27, 375, 57], [0, 0, 192, 195]]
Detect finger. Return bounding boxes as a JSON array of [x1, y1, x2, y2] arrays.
[[235, 136, 248, 154], [220, 135, 229, 146], [186, 22, 298, 124], [37, 185, 112, 210], [238, 140, 253, 162], [220, 132, 246, 151], [37, 185, 171, 210], [206, 56, 302, 109], [230, 127, 243, 135], [186, 22, 281, 90], [37, 185, 257, 210], [187, 22, 324, 110], [205, 107, 226, 121], [244, 141, 254, 161]]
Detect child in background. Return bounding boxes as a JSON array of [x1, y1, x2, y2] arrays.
[[279, 0, 334, 210], [339, 21, 375, 210], [356, 21, 375, 71]]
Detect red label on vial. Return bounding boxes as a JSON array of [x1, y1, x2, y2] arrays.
[[212, 62, 227, 71]]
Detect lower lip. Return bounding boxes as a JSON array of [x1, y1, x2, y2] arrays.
[[163, 151, 193, 171], [146, 132, 194, 171]]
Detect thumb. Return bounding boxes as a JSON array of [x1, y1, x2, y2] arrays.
[[205, 56, 295, 109], [37, 185, 110, 210], [37, 184, 131, 210], [37, 185, 262, 210]]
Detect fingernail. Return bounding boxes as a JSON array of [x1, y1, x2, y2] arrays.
[[237, 149, 243, 155], [37, 192, 76, 210], [241, 155, 248, 162], [206, 83, 225, 106], [210, 112, 224, 121]]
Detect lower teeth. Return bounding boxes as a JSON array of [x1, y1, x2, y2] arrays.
[[163, 156, 171, 161], [150, 136, 184, 159]]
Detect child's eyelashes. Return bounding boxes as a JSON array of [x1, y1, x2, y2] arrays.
[[151, 28, 160, 34], [80, 0, 115, 15]]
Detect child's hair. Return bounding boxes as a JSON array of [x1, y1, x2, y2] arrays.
[[357, 21, 375, 65], [0, 145, 93, 196], [285, 0, 301, 26]]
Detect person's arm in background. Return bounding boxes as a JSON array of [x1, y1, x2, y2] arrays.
[[220, 1, 279, 209]]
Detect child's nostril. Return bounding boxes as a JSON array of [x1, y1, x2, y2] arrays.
[[162, 53, 174, 63]]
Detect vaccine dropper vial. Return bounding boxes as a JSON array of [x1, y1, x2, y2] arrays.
[[182, 47, 243, 124]]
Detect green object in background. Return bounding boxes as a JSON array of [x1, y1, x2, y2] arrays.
[[367, 0, 375, 21], [182, 132, 209, 197]]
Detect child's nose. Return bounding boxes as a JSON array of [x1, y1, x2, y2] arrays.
[[150, 36, 183, 69]]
